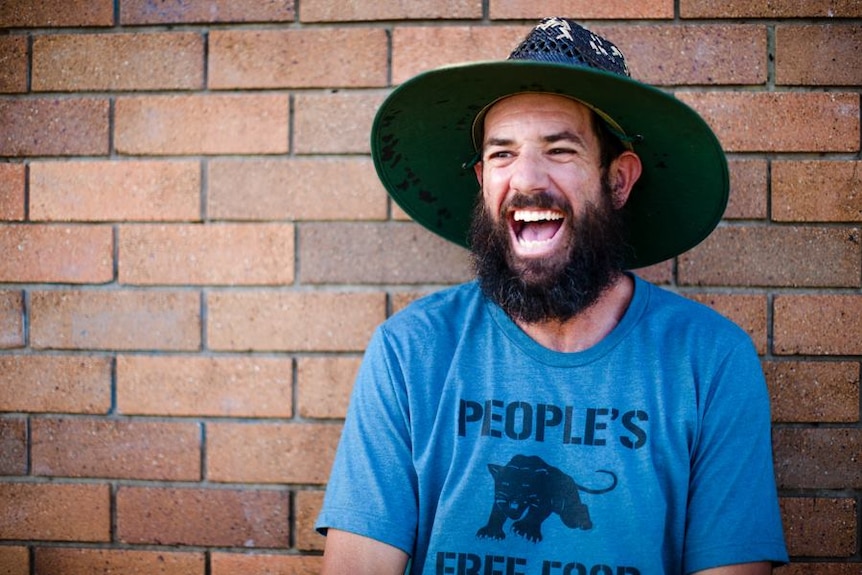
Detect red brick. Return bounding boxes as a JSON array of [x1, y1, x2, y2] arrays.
[[681, 0, 862, 18], [296, 356, 360, 419], [34, 548, 205, 575], [0, 224, 113, 283], [764, 361, 860, 423], [0, 163, 26, 221], [32, 33, 203, 92], [120, 0, 295, 24], [208, 158, 387, 220], [772, 160, 862, 223], [293, 92, 388, 154], [211, 553, 321, 575], [29, 160, 201, 222], [117, 486, 289, 547], [677, 92, 860, 152], [725, 159, 767, 220], [489, 0, 673, 19], [31, 417, 201, 480], [776, 564, 862, 575], [302, 0, 481, 21], [294, 490, 325, 552], [209, 29, 387, 89], [596, 24, 767, 86], [392, 26, 528, 84], [0, 36, 27, 93], [774, 428, 862, 489], [679, 225, 861, 287], [633, 261, 673, 285], [685, 294, 767, 354], [0, 98, 109, 157], [0, 0, 113, 27], [30, 290, 201, 351], [0, 546, 27, 575], [118, 223, 294, 285], [776, 25, 862, 86], [0, 418, 26, 475], [391, 290, 435, 314], [0, 355, 111, 413], [0, 483, 110, 541], [300, 222, 473, 285], [0, 290, 23, 349], [117, 355, 293, 418], [207, 291, 384, 352], [779, 497, 857, 557], [207, 422, 341, 484], [115, 94, 288, 155], [774, 295, 862, 356]]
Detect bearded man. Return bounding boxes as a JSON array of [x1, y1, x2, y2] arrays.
[[316, 18, 788, 575]]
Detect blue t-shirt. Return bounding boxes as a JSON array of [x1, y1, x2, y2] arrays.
[[317, 277, 788, 574]]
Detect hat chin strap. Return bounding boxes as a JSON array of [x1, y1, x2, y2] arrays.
[[469, 91, 641, 154]]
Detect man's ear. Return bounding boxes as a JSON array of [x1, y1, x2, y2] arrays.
[[608, 151, 642, 209], [473, 161, 484, 187]]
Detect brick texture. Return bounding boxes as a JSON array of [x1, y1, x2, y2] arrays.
[[115, 95, 289, 155], [116, 487, 289, 547], [0, 355, 111, 413], [32, 33, 204, 92], [489, 0, 674, 19], [34, 548, 205, 575], [0, 163, 25, 221], [0, 483, 110, 541], [30, 290, 201, 351], [209, 29, 388, 89], [772, 161, 862, 223], [0, 224, 113, 283], [1, 3, 861, 570], [29, 160, 201, 222], [0, 290, 24, 349], [207, 422, 341, 484], [679, 225, 861, 287], [0, 36, 27, 94], [117, 355, 293, 417], [119, 223, 294, 285], [120, 0, 295, 24], [31, 417, 201, 480], [208, 158, 387, 220], [0, 0, 114, 27], [299, 222, 472, 284], [0, 98, 109, 156]]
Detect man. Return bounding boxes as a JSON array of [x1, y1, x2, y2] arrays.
[[316, 18, 788, 575]]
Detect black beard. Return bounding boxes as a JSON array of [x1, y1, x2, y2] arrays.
[[469, 179, 628, 324]]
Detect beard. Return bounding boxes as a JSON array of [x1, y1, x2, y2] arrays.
[[469, 177, 629, 324]]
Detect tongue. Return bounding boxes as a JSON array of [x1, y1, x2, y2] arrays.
[[520, 220, 562, 243]]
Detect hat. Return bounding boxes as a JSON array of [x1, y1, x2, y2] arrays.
[[371, 17, 729, 269]]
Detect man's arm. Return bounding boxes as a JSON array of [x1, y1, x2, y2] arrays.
[[321, 528, 409, 575], [694, 562, 772, 575]]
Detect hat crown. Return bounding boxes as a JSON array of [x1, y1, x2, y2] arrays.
[[508, 17, 630, 78]]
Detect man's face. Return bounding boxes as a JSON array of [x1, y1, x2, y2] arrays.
[[470, 93, 630, 323]]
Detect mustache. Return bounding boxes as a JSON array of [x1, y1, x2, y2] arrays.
[[500, 191, 573, 218]]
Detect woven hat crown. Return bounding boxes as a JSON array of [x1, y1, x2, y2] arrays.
[[508, 17, 630, 77]]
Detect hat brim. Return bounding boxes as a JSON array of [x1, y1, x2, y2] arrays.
[[371, 60, 728, 269]]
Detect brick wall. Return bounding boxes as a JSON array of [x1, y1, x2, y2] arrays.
[[0, 1, 859, 573]]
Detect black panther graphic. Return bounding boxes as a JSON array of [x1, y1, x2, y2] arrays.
[[476, 455, 617, 543]]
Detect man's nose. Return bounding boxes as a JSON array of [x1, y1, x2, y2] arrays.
[[509, 152, 550, 194]]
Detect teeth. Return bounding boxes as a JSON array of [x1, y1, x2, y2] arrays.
[[513, 210, 564, 222]]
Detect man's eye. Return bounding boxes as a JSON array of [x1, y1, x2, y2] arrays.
[[487, 150, 512, 159], [549, 147, 576, 155]]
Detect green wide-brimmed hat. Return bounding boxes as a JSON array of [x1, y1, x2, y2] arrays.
[[371, 17, 729, 269]]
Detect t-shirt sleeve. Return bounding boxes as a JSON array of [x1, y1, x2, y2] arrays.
[[683, 337, 789, 573], [315, 325, 418, 556]]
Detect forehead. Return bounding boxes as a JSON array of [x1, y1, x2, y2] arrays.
[[482, 93, 595, 137]]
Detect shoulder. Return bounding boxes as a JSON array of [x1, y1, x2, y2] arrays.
[[382, 281, 486, 338]]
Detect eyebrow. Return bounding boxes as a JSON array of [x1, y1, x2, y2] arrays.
[[484, 130, 587, 148]]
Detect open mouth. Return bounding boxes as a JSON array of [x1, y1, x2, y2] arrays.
[[510, 209, 565, 251]]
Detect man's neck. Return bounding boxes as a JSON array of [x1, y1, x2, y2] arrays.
[[514, 273, 634, 353]]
